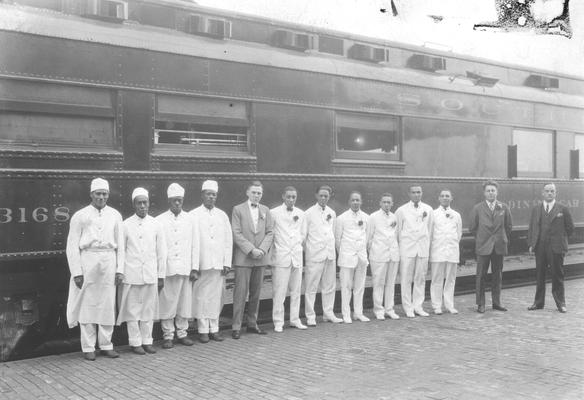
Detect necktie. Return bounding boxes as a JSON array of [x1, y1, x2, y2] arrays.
[[489, 202, 494, 212], [545, 204, 549, 213], [286, 207, 293, 212], [414, 203, 418, 209], [251, 203, 258, 208]]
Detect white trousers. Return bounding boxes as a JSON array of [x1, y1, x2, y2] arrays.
[[339, 264, 367, 319], [272, 264, 303, 328], [197, 318, 219, 334], [80, 323, 113, 353], [127, 320, 154, 347], [370, 261, 399, 315], [304, 259, 337, 321], [161, 316, 189, 340], [400, 256, 429, 314], [430, 262, 457, 311]]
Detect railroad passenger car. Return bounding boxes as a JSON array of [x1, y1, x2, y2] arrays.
[[1, 0, 583, 360]]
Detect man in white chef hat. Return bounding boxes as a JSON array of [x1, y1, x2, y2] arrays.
[[117, 187, 167, 355], [156, 183, 198, 348]]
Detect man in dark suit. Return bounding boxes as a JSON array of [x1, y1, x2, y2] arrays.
[[527, 183, 574, 313], [469, 180, 513, 313], [231, 181, 274, 339]]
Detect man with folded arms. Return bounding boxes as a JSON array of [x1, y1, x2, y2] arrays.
[[191, 180, 233, 342], [156, 183, 197, 348], [367, 193, 400, 320], [117, 188, 167, 354], [270, 186, 307, 332], [66, 178, 124, 361]]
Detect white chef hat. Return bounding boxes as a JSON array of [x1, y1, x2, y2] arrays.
[[131, 187, 149, 201], [167, 183, 185, 198], [90, 178, 109, 193], [201, 180, 218, 193]]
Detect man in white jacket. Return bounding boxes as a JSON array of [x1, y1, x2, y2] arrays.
[[156, 183, 198, 348], [117, 188, 167, 355], [395, 185, 433, 318], [270, 186, 307, 332], [430, 189, 462, 315], [335, 191, 370, 324], [190, 180, 233, 343]]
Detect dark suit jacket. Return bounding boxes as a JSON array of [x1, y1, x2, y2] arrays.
[[527, 202, 574, 254], [469, 201, 513, 256], [231, 202, 274, 266]]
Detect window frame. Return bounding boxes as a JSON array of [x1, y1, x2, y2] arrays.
[[512, 128, 555, 178]]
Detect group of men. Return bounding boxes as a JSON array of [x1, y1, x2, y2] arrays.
[[66, 178, 574, 361]]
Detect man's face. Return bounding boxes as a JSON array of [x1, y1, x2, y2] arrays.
[[134, 196, 149, 218], [247, 185, 263, 204], [349, 193, 362, 212], [283, 190, 297, 209], [202, 190, 217, 208], [316, 189, 330, 208], [439, 191, 452, 208], [90, 190, 109, 210], [484, 185, 498, 202], [168, 197, 183, 215], [409, 186, 423, 204], [542, 184, 556, 203], [379, 196, 393, 213]]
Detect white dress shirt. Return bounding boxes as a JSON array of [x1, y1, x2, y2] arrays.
[[430, 206, 462, 263], [248, 200, 259, 231], [367, 209, 400, 263], [270, 204, 306, 268], [122, 214, 167, 284], [544, 199, 556, 213], [190, 205, 233, 270], [395, 201, 433, 258], [335, 209, 369, 268], [304, 203, 336, 263], [156, 210, 199, 276]]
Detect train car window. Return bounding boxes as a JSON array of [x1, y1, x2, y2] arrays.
[[335, 112, 399, 161], [154, 95, 249, 154], [575, 134, 584, 175], [513, 129, 554, 177]]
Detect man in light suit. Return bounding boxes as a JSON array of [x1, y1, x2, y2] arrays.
[[469, 180, 512, 313], [231, 181, 275, 339], [527, 183, 574, 313]]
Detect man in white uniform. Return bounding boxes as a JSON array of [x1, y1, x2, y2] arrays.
[[429, 189, 462, 315], [117, 188, 167, 355], [190, 180, 233, 343], [270, 186, 307, 332], [335, 191, 370, 324], [66, 178, 124, 361], [395, 185, 433, 318], [366, 193, 400, 320], [156, 183, 197, 348], [303, 185, 343, 326]]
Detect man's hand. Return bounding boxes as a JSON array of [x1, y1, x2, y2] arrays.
[[73, 275, 84, 289], [250, 248, 264, 259], [115, 273, 124, 286], [158, 278, 165, 290], [189, 270, 200, 282], [222, 266, 231, 276]]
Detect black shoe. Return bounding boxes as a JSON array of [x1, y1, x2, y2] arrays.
[[493, 305, 507, 312], [232, 330, 241, 340], [132, 346, 146, 355], [198, 333, 210, 343], [100, 349, 119, 358], [477, 305, 485, 313], [527, 304, 543, 311], [83, 351, 96, 361], [558, 306, 567, 313], [246, 326, 267, 335], [209, 332, 225, 342], [177, 337, 194, 346], [161, 339, 174, 349], [143, 345, 157, 354]]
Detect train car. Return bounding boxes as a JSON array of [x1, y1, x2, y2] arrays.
[[1, 0, 583, 360]]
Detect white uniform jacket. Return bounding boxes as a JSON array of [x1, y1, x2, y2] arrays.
[[122, 214, 167, 284], [430, 206, 462, 263], [395, 201, 433, 258], [270, 204, 306, 269], [190, 205, 233, 270], [304, 204, 336, 263], [156, 210, 199, 276], [335, 209, 369, 268], [366, 209, 400, 263]]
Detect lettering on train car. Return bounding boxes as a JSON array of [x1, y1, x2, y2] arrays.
[[0, 207, 70, 223], [441, 98, 464, 111], [505, 199, 580, 209]]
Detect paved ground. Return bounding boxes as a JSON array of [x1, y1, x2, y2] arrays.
[[1, 280, 583, 400]]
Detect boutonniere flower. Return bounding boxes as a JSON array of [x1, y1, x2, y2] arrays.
[[557, 213, 563, 218], [390, 221, 397, 228], [422, 211, 428, 219], [293, 215, 299, 222], [494, 203, 501, 211], [259, 213, 265, 220], [445, 213, 451, 219], [358, 220, 363, 227], [326, 214, 332, 221]]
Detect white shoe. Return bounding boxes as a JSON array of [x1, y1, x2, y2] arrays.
[[306, 319, 317, 327], [375, 313, 385, 320], [406, 311, 415, 318], [447, 308, 459, 314], [434, 309, 443, 315], [290, 322, 308, 330], [343, 317, 352, 324], [354, 314, 370, 322], [414, 309, 429, 317], [274, 326, 283, 333], [323, 314, 343, 323], [385, 311, 400, 320]]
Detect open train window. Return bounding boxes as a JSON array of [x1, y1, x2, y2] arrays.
[[575, 133, 584, 175], [335, 112, 400, 161], [513, 129, 554, 177], [154, 95, 249, 155]]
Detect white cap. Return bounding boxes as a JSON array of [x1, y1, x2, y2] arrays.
[[131, 187, 149, 201], [201, 180, 218, 193], [90, 178, 109, 193], [167, 183, 185, 198]]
